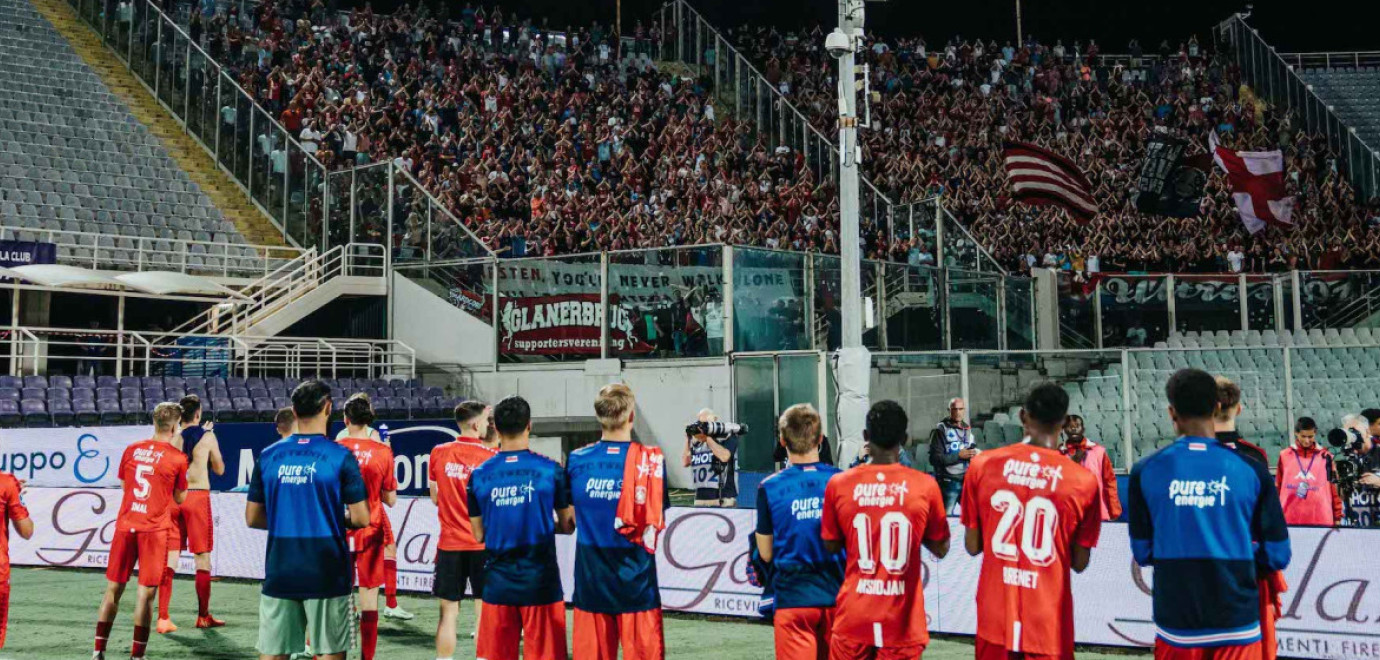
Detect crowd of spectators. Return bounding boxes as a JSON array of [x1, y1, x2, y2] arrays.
[[731, 25, 1380, 272], [168, 0, 1380, 273]]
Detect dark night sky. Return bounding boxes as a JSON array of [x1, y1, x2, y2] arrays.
[[433, 0, 1372, 56]]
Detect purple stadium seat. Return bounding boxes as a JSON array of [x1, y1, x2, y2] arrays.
[[47, 387, 71, 401], [248, 387, 269, 400], [246, 377, 266, 390], [144, 399, 162, 414], [273, 396, 291, 409], [142, 387, 165, 402], [50, 399, 75, 426], [73, 399, 99, 425], [181, 377, 203, 390], [141, 376, 161, 388], [96, 376, 118, 388], [72, 387, 95, 401], [96, 387, 118, 401], [119, 376, 140, 389], [225, 376, 246, 389], [228, 386, 249, 399], [21, 387, 45, 401], [186, 386, 207, 399], [333, 378, 353, 391], [49, 375, 73, 389], [0, 388, 18, 401], [253, 398, 277, 421], [121, 400, 144, 421], [212, 398, 234, 421], [377, 387, 395, 399], [405, 378, 421, 389], [206, 377, 226, 390], [119, 387, 141, 403], [423, 387, 444, 398], [0, 376, 22, 390], [232, 397, 255, 421], [374, 397, 398, 418], [73, 375, 96, 389], [405, 397, 425, 418], [98, 399, 124, 424], [21, 399, 49, 426], [266, 377, 285, 391], [0, 400, 21, 426], [23, 375, 47, 389]]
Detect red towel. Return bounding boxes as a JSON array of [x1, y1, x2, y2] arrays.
[[615, 442, 666, 553]]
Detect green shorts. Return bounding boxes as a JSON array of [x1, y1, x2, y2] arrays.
[[256, 593, 352, 656]]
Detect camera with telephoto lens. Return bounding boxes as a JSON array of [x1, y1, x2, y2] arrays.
[[686, 420, 750, 439], [1327, 427, 1367, 495]]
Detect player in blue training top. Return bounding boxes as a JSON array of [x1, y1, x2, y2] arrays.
[[1128, 369, 1291, 660], [567, 383, 667, 660], [467, 395, 574, 660], [755, 403, 844, 660]]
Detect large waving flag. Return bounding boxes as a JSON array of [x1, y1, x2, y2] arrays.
[[1003, 141, 1099, 223], [1209, 132, 1296, 234]]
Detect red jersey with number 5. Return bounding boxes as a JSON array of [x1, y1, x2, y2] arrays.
[[960, 444, 1102, 658], [116, 439, 189, 533], [821, 463, 949, 649]]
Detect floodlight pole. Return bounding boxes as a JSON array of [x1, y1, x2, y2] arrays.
[[833, 0, 871, 468]]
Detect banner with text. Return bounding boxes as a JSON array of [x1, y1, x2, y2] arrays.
[[0, 426, 147, 487], [0, 239, 57, 269], [11, 489, 1378, 658]]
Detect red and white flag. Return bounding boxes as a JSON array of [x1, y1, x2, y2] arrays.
[[1209, 132, 1295, 234], [1003, 141, 1099, 223]]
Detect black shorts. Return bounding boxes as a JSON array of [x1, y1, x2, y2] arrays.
[[433, 550, 485, 602]]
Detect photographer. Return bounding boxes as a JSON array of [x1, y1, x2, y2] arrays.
[[1276, 417, 1343, 526], [683, 409, 739, 507], [927, 398, 975, 514], [1359, 410, 1380, 491]]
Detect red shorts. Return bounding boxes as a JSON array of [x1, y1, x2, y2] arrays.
[[350, 526, 386, 589], [572, 607, 664, 660], [167, 504, 186, 553], [829, 636, 925, 660], [1, 581, 10, 649], [179, 490, 214, 555], [106, 528, 169, 587], [1155, 640, 1262, 660], [974, 636, 1062, 660], [775, 607, 834, 660], [381, 512, 394, 547], [478, 601, 568, 660]]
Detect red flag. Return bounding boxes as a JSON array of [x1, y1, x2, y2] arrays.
[[1209, 132, 1295, 234], [1003, 141, 1099, 222]]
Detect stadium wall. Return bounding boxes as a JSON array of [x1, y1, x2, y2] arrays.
[[391, 272, 495, 365], [10, 487, 1377, 659]]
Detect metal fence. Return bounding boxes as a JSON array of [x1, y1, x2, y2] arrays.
[[1219, 16, 1380, 199]]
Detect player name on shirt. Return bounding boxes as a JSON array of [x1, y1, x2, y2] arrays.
[[1003, 567, 1040, 589]]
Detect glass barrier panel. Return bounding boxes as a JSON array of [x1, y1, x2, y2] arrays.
[[132, 0, 155, 82], [1057, 273, 1097, 349], [732, 355, 776, 473], [1245, 276, 1277, 333], [948, 271, 999, 350], [1174, 275, 1242, 336], [249, 105, 274, 222], [186, 49, 213, 146], [733, 248, 808, 352], [215, 71, 237, 172], [1301, 271, 1380, 329], [608, 247, 725, 359], [159, 17, 185, 113], [101, 0, 119, 47], [870, 353, 964, 472], [967, 350, 1128, 468], [496, 254, 602, 363], [325, 169, 352, 250], [813, 254, 840, 351], [233, 92, 254, 183], [1099, 275, 1169, 348], [390, 168, 425, 263], [882, 263, 943, 351], [351, 164, 389, 246], [1005, 277, 1034, 351]]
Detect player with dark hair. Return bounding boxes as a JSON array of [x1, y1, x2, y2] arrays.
[[822, 400, 950, 659], [756, 403, 843, 659], [94, 402, 189, 660], [1129, 369, 1291, 660], [430, 400, 495, 659], [468, 395, 575, 660], [1, 466, 34, 652], [1276, 417, 1342, 526], [1061, 413, 1121, 521], [157, 394, 226, 634], [337, 393, 397, 660], [962, 384, 1102, 660]]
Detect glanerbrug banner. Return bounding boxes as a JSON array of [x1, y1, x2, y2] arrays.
[[10, 489, 1376, 659]]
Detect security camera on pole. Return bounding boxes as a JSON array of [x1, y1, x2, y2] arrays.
[[829, 0, 871, 468]]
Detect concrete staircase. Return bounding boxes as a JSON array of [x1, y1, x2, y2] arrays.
[[26, 0, 286, 248]]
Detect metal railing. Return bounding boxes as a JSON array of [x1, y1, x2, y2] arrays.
[[0, 225, 303, 277], [1219, 15, 1380, 199], [165, 242, 386, 338], [2, 325, 414, 379], [1280, 51, 1380, 70]]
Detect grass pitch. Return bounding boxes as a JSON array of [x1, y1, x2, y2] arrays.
[[2, 567, 1141, 659]]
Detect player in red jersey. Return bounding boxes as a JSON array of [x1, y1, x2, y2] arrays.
[[430, 400, 496, 659], [338, 394, 398, 660], [94, 402, 189, 660], [822, 400, 950, 660], [157, 395, 226, 634], [961, 384, 1102, 660], [1, 470, 35, 651]]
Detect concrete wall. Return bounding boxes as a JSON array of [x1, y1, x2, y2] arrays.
[[469, 360, 733, 488], [391, 272, 494, 365]]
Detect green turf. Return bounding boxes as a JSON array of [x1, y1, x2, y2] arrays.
[[2, 567, 1142, 659]]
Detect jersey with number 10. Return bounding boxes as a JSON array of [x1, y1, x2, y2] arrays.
[[960, 444, 1102, 658], [821, 463, 949, 649]]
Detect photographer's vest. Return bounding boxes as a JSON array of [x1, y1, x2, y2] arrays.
[[1278, 445, 1333, 526]]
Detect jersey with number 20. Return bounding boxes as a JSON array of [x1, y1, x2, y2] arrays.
[[960, 444, 1102, 658], [821, 463, 949, 650]]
